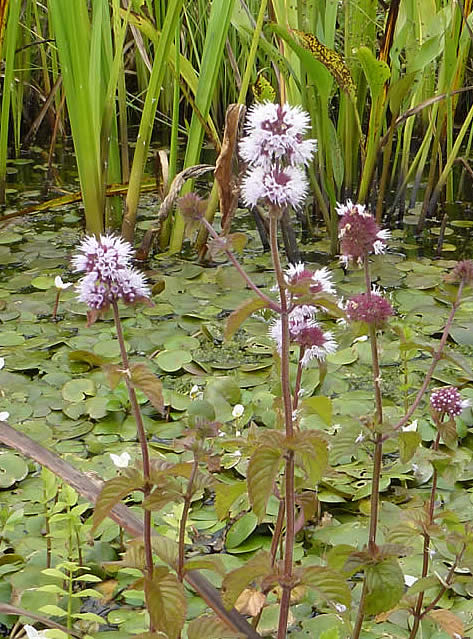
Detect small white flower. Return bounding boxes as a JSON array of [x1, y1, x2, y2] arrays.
[[334, 603, 346, 613], [353, 335, 368, 343], [355, 432, 364, 443], [428, 548, 436, 559], [0, 412, 9, 421], [232, 404, 244, 418], [0, 357, 5, 370], [412, 463, 419, 474], [23, 626, 49, 639], [402, 420, 418, 432], [110, 452, 131, 468], [404, 575, 418, 587], [54, 276, 73, 290], [241, 165, 309, 210], [235, 430, 242, 437], [230, 450, 242, 457], [189, 384, 203, 400], [218, 430, 226, 437]]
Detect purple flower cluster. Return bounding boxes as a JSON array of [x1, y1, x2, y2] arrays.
[[239, 102, 316, 210], [285, 262, 336, 296], [337, 200, 390, 266], [430, 386, 470, 417], [345, 290, 393, 328], [73, 234, 150, 316]]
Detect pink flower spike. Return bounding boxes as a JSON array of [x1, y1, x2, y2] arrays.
[[241, 165, 309, 209], [337, 200, 390, 265], [293, 325, 338, 365], [240, 102, 317, 168], [345, 289, 393, 328], [430, 386, 471, 417], [285, 263, 336, 296]]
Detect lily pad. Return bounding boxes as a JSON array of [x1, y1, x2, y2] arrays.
[[155, 349, 192, 372], [0, 453, 29, 488]]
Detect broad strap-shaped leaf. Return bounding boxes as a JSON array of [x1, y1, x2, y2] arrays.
[[92, 469, 144, 533], [299, 566, 351, 607], [356, 46, 390, 102], [427, 608, 464, 638], [291, 29, 356, 99], [222, 551, 272, 610], [215, 480, 247, 520], [289, 431, 328, 485], [145, 566, 187, 639], [247, 442, 284, 521], [225, 296, 268, 341], [364, 558, 404, 615], [130, 363, 164, 413], [187, 614, 245, 639]]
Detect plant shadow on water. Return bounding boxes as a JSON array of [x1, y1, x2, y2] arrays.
[[1, 148, 473, 638]]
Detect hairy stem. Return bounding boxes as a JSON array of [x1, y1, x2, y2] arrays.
[[408, 431, 441, 639], [112, 302, 154, 629], [201, 217, 281, 312], [178, 455, 199, 581], [293, 348, 306, 414], [268, 212, 295, 639]]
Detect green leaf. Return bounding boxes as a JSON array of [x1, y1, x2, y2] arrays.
[[224, 296, 268, 341], [300, 566, 351, 607], [151, 536, 179, 570], [92, 470, 145, 533], [398, 431, 422, 463], [188, 615, 245, 639], [356, 46, 390, 102], [215, 480, 247, 520], [155, 349, 192, 372], [427, 608, 464, 638], [302, 396, 332, 426], [68, 349, 110, 367], [130, 363, 164, 413], [247, 443, 283, 521], [222, 551, 272, 609], [61, 378, 95, 402], [290, 431, 328, 484], [145, 566, 187, 639], [320, 629, 340, 639], [226, 512, 258, 549], [364, 558, 404, 615]]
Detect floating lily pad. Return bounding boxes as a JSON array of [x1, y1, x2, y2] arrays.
[[61, 378, 96, 402], [0, 453, 29, 488], [155, 349, 192, 372]]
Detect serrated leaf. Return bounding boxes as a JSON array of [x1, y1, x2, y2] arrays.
[[437, 417, 458, 449], [222, 551, 272, 609], [289, 431, 328, 484], [68, 350, 110, 366], [151, 536, 179, 570], [103, 364, 126, 389], [145, 566, 187, 639], [398, 431, 422, 463], [143, 486, 183, 512], [247, 444, 283, 521], [224, 296, 268, 341], [187, 615, 245, 639], [302, 396, 332, 425], [428, 608, 464, 638], [364, 558, 404, 614], [215, 481, 247, 520], [183, 555, 226, 576], [299, 566, 351, 607], [130, 363, 164, 413], [406, 574, 440, 596], [92, 470, 144, 533]]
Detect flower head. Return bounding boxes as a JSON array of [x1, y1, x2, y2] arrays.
[[269, 305, 337, 366], [72, 234, 133, 278], [54, 276, 72, 290], [241, 165, 308, 209], [445, 259, 473, 285], [110, 452, 131, 468], [240, 102, 316, 169], [232, 404, 244, 418], [345, 290, 393, 328], [430, 386, 470, 417], [292, 324, 337, 365], [72, 234, 151, 321], [337, 200, 390, 265], [285, 263, 336, 296]]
